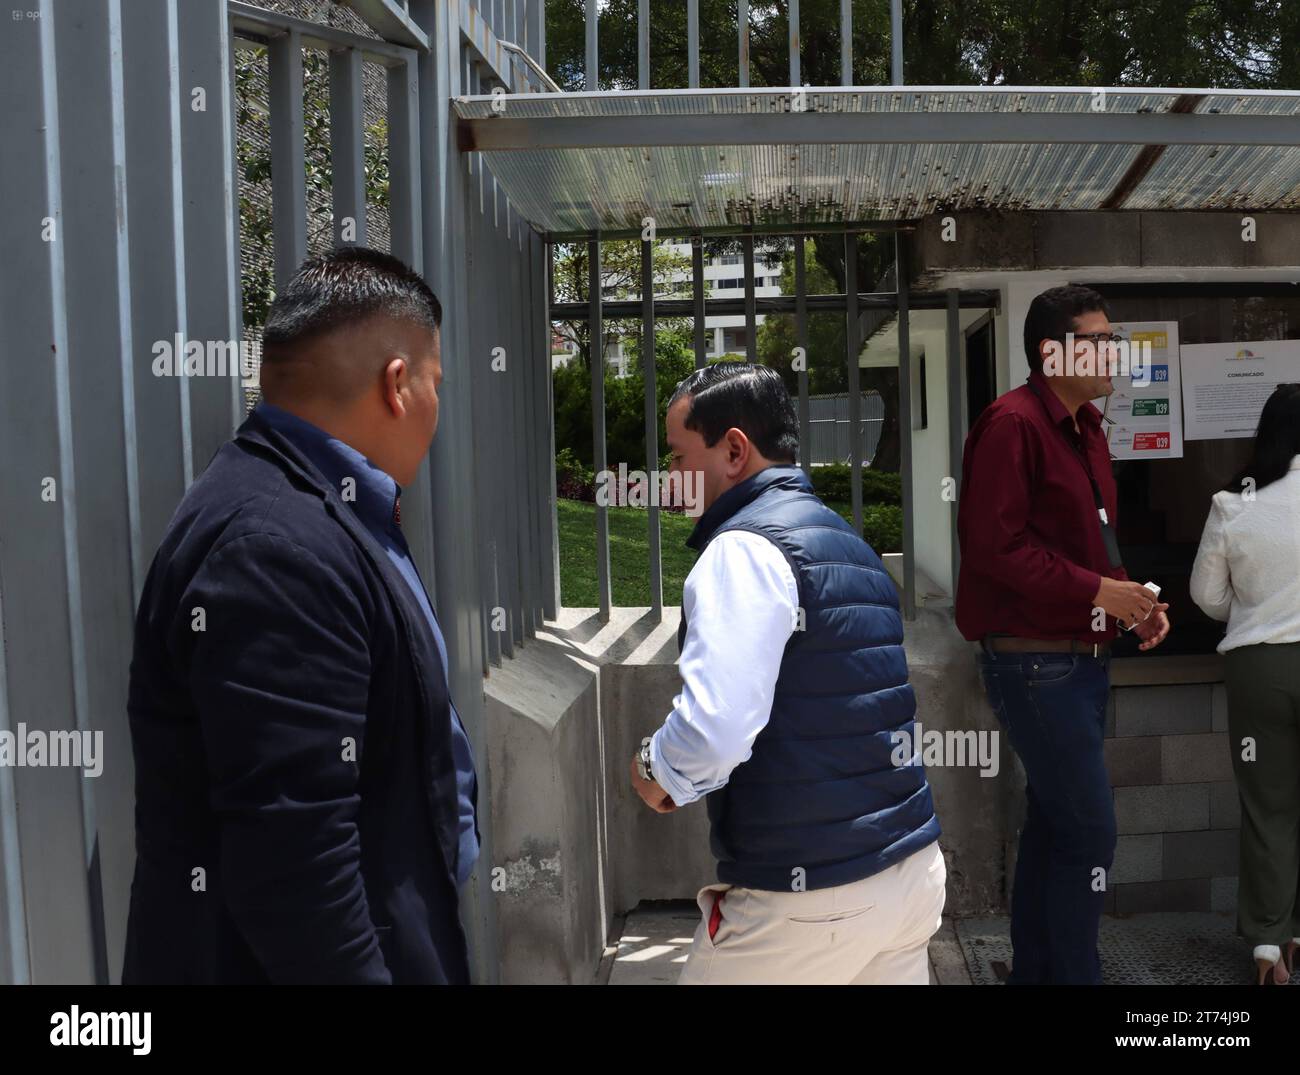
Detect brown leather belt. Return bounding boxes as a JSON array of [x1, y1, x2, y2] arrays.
[[983, 635, 1111, 657]]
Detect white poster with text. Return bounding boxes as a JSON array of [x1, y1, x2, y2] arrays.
[[1181, 339, 1300, 440]]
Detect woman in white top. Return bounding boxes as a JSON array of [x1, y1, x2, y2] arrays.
[[1190, 382, 1300, 985]]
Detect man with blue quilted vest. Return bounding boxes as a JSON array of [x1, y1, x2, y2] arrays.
[[629, 361, 945, 985]]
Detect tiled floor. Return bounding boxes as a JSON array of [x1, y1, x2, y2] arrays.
[[604, 904, 1295, 985]]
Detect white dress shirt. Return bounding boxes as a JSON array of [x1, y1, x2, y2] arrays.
[[648, 530, 800, 807], [1189, 455, 1300, 653]]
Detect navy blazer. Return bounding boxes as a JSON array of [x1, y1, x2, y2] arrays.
[[121, 407, 471, 984]]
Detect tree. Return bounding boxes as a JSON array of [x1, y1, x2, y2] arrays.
[[236, 48, 391, 332], [551, 239, 691, 369], [554, 323, 697, 470]]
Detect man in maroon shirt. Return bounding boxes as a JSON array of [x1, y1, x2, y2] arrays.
[[956, 284, 1170, 984]]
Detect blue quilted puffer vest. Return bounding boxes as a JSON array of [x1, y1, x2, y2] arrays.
[[681, 464, 940, 891]]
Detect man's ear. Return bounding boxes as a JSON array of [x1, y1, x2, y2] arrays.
[[724, 426, 750, 475], [382, 357, 407, 417]]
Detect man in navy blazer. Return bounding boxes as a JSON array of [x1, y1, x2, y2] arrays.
[[122, 247, 478, 984]]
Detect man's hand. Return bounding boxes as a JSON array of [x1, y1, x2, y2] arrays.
[[1133, 608, 1171, 651], [630, 758, 677, 814], [1093, 577, 1165, 631]]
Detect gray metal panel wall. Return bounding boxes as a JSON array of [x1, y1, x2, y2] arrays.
[[0, 0, 242, 984], [0, 0, 552, 987]]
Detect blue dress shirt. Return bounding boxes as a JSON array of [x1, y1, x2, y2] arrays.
[[255, 402, 481, 888]]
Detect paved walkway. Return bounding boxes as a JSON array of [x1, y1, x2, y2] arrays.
[[603, 904, 1296, 985]]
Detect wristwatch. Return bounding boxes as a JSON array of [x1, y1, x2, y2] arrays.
[[635, 736, 655, 783]]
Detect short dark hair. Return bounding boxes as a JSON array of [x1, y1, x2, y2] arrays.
[[668, 361, 798, 463], [262, 246, 441, 361], [1023, 285, 1109, 373]]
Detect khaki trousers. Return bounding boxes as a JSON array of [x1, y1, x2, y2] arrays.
[[677, 841, 946, 985]]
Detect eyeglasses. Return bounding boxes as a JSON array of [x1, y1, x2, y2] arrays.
[[1067, 332, 1127, 345]]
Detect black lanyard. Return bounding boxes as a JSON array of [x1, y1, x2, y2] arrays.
[[1027, 380, 1123, 570]]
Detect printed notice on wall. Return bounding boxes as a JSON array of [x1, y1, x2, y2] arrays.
[[1180, 340, 1300, 440], [1096, 321, 1184, 460]]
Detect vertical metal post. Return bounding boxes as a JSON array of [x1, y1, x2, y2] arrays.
[[692, 235, 706, 369], [844, 232, 862, 532], [539, 236, 560, 621], [585, 0, 598, 89], [388, 54, 436, 594], [687, 0, 699, 88], [946, 289, 963, 601], [896, 234, 916, 620], [890, 0, 903, 84], [738, 0, 749, 88], [638, 0, 649, 89], [840, 0, 852, 86], [795, 236, 810, 474], [329, 47, 366, 247], [743, 232, 757, 363], [788, 0, 800, 87], [641, 238, 663, 617], [410, 0, 496, 983], [589, 239, 611, 620], [269, 29, 306, 288]]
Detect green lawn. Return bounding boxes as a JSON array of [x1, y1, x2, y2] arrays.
[[557, 498, 699, 607], [557, 496, 877, 607]]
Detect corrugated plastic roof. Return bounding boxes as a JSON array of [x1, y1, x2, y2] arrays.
[[452, 86, 1300, 235]]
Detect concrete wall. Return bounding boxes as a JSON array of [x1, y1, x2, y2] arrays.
[[484, 597, 1013, 982], [483, 608, 715, 983], [1104, 675, 1239, 913]]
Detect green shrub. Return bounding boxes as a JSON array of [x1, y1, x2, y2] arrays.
[[810, 463, 901, 506], [861, 504, 903, 554]]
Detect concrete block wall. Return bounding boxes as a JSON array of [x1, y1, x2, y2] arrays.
[[1104, 682, 1239, 914]]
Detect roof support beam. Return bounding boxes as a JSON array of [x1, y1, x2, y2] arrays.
[[1100, 93, 1205, 209], [460, 106, 1300, 151], [337, 0, 430, 50]]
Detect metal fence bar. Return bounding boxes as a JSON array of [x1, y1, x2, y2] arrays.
[[269, 28, 307, 287], [687, 0, 699, 87], [638, 0, 649, 89], [640, 238, 663, 617], [387, 53, 437, 595], [330, 47, 368, 247], [539, 236, 560, 620], [553, 288, 999, 319], [411, 0, 495, 981], [589, 239, 612, 619], [840, 0, 852, 86], [897, 233, 916, 619], [515, 221, 538, 637], [178, 0, 243, 481], [585, 0, 597, 88], [788, 0, 800, 87], [743, 232, 757, 363], [890, 0, 903, 84], [795, 237, 810, 474], [527, 0, 545, 69], [508, 209, 533, 641], [844, 232, 863, 532], [692, 235, 706, 368], [738, 0, 749, 88], [494, 181, 519, 657]]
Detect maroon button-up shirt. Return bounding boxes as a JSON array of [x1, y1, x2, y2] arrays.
[[955, 369, 1129, 643]]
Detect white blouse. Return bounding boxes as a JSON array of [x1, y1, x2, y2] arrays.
[[1190, 455, 1300, 653]]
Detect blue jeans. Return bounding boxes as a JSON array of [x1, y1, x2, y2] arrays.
[[977, 645, 1115, 985]]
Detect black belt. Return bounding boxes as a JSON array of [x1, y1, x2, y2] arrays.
[[982, 635, 1111, 657]]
